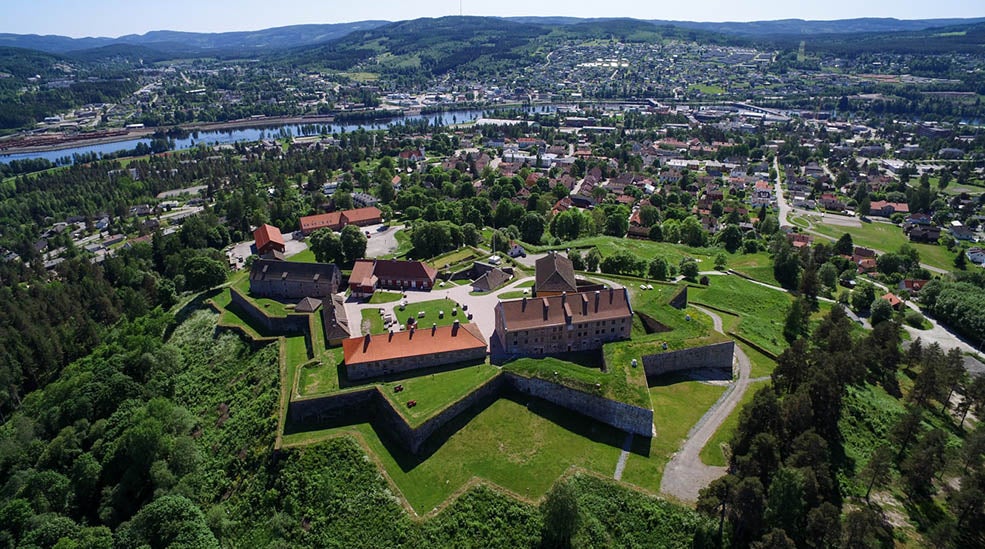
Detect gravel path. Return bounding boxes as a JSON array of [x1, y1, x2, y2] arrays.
[[659, 305, 754, 503], [613, 433, 634, 481]]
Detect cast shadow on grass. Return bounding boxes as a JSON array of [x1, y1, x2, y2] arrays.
[[375, 390, 651, 473], [336, 357, 487, 389], [646, 370, 732, 387], [284, 387, 652, 474]]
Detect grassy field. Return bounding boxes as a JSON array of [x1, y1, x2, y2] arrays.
[[738, 342, 778, 379], [726, 252, 780, 286], [699, 380, 768, 467], [361, 308, 386, 335], [792, 214, 956, 272], [298, 347, 343, 395], [428, 247, 482, 269], [688, 274, 792, 357], [497, 290, 528, 300], [620, 375, 727, 489], [397, 298, 468, 329], [287, 248, 317, 263], [281, 397, 626, 512], [379, 363, 499, 424], [368, 290, 403, 304]]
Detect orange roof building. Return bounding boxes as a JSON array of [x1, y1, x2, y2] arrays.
[[342, 321, 487, 380], [253, 224, 286, 256], [298, 207, 382, 235]]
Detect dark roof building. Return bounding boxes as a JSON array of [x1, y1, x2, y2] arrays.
[[472, 267, 511, 292], [535, 252, 577, 296], [249, 259, 341, 299], [322, 293, 351, 345], [295, 297, 322, 313]]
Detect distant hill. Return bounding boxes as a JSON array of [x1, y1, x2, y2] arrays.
[[0, 21, 391, 55], [5, 16, 985, 57], [645, 17, 985, 36], [505, 16, 985, 36]]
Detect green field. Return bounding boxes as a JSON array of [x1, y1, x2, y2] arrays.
[[368, 290, 403, 304], [298, 347, 343, 395], [739, 342, 778, 379], [689, 83, 726, 95], [497, 290, 528, 300], [699, 380, 768, 467], [282, 398, 626, 512], [361, 308, 386, 335], [792, 214, 956, 272], [380, 363, 499, 423], [620, 375, 727, 489], [688, 275, 792, 357], [428, 247, 482, 269], [397, 298, 468, 329]]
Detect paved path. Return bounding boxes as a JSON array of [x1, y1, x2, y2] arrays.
[[659, 305, 754, 503], [614, 433, 633, 481]]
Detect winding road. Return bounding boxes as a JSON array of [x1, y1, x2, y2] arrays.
[[659, 305, 755, 503]]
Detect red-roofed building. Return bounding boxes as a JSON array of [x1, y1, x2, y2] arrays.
[[869, 201, 910, 217], [881, 292, 903, 310], [349, 259, 438, 296], [298, 207, 382, 235], [342, 321, 487, 380], [899, 279, 929, 294], [857, 258, 878, 274], [253, 224, 286, 256]]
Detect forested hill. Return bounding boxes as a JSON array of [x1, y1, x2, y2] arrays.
[[5, 15, 985, 58]]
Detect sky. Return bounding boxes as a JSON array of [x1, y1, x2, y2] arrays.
[[2, 0, 983, 38]]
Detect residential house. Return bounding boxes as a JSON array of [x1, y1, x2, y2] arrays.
[[253, 224, 286, 256], [967, 247, 985, 265], [899, 279, 929, 294], [342, 321, 487, 380], [493, 288, 633, 356], [907, 225, 941, 243], [249, 259, 341, 299], [951, 225, 976, 242], [348, 259, 438, 296], [507, 241, 526, 258], [869, 201, 909, 218], [881, 292, 903, 310]]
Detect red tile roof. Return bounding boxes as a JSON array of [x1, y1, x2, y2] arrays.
[[299, 212, 343, 234], [342, 207, 382, 225], [254, 224, 285, 253], [342, 323, 486, 366], [498, 288, 632, 331]]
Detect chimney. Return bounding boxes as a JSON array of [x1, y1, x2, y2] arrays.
[[452, 319, 460, 336], [409, 326, 415, 339], [561, 291, 567, 306], [388, 330, 393, 342], [363, 333, 371, 351], [582, 293, 589, 316], [609, 286, 614, 303], [542, 297, 550, 321], [432, 323, 437, 336], [594, 290, 600, 313], [522, 296, 527, 311]]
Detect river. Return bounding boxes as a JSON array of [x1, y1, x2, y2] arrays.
[[0, 105, 561, 164]]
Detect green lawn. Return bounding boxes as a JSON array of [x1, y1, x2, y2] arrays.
[[515, 279, 535, 288], [368, 291, 403, 304], [361, 309, 386, 335], [528, 236, 717, 267], [397, 298, 468, 330], [689, 275, 793, 357], [281, 398, 626, 512], [287, 248, 317, 263], [689, 83, 726, 95], [427, 247, 481, 269], [727, 252, 780, 286], [620, 375, 727, 490], [379, 363, 499, 424], [298, 347, 343, 396], [793, 214, 956, 272], [497, 290, 528, 300], [739, 342, 778, 379], [699, 380, 768, 467]]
